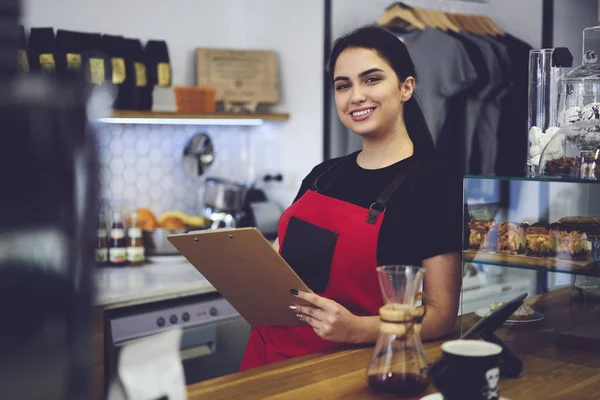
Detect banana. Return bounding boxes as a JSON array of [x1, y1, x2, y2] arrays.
[[158, 211, 209, 227]]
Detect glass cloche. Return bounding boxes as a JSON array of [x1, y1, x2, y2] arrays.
[[539, 26, 600, 179]]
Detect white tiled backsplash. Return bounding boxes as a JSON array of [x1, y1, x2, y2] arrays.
[[94, 123, 284, 216]]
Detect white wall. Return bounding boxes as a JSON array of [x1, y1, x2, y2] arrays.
[[21, 0, 324, 207]]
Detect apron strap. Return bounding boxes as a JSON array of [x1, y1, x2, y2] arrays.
[[366, 158, 417, 224], [312, 158, 347, 192], [312, 154, 418, 224]]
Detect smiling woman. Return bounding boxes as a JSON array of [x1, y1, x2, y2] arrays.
[[239, 25, 463, 371]]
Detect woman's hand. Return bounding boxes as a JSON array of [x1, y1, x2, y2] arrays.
[[290, 290, 363, 343]]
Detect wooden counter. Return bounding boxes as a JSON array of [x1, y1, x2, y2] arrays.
[[187, 288, 600, 400]]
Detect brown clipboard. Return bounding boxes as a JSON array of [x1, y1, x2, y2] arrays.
[[167, 227, 312, 326]]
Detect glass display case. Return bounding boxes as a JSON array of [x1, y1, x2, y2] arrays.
[[461, 175, 600, 368]]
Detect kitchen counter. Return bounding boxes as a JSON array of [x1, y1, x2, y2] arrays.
[[186, 288, 600, 400], [91, 257, 218, 400], [94, 256, 216, 309]]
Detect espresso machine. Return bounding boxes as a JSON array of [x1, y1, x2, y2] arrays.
[[183, 133, 282, 240], [0, 1, 98, 399], [202, 177, 282, 241]]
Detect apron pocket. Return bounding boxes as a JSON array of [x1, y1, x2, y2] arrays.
[[280, 216, 338, 293]]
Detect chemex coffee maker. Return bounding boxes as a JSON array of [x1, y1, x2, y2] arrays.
[[0, 1, 98, 399]]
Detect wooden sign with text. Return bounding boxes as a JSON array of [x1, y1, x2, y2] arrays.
[[195, 48, 280, 104]]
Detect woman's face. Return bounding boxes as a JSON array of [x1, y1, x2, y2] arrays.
[[333, 47, 414, 137]]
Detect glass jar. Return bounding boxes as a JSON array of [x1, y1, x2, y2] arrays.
[[538, 26, 600, 179], [539, 126, 600, 179]]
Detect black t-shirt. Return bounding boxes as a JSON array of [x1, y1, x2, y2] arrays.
[[292, 151, 462, 266]]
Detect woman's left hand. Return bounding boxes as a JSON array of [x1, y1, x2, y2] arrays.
[[291, 290, 362, 343]]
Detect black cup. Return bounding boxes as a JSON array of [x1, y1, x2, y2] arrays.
[[428, 340, 502, 400]]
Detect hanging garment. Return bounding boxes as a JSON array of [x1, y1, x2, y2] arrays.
[[458, 32, 505, 175], [392, 28, 478, 141], [494, 34, 534, 177], [470, 35, 511, 175], [437, 31, 491, 182]]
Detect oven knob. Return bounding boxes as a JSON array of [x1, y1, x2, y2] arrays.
[[170, 314, 178, 324], [182, 312, 190, 322], [209, 307, 218, 316], [156, 317, 165, 327]]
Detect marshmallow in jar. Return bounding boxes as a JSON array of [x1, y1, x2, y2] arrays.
[[529, 126, 563, 167]]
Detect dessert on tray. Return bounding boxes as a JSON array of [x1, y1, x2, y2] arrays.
[[466, 216, 598, 263], [525, 223, 557, 257], [555, 225, 593, 261], [497, 222, 528, 255], [489, 301, 535, 320], [468, 219, 498, 251]]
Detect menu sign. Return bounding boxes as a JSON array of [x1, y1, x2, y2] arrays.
[[195, 48, 280, 104]]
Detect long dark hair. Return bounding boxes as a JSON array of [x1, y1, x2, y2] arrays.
[[328, 25, 436, 157]]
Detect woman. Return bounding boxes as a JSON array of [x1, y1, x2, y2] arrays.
[[240, 25, 462, 370]]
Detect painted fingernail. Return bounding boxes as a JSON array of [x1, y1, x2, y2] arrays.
[[296, 313, 303, 319], [289, 305, 298, 311], [290, 289, 299, 295]]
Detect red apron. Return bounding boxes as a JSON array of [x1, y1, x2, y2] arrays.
[[240, 157, 415, 370]]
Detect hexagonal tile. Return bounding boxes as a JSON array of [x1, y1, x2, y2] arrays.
[[136, 139, 150, 155], [110, 159, 125, 174], [123, 168, 137, 184], [136, 195, 152, 209], [136, 176, 150, 192], [174, 183, 186, 199], [123, 131, 137, 146], [135, 157, 151, 173], [149, 149, 162, 164], [161, 141, 175, 156], [161, 176, 174, 191], [109, 138, 124, 155], [173, 200, 185, 211], [123, 149, 137, 165], [149, 166, 162, 182], [111, 177, 124, 194], [147, 131, 161, 148], [150, 185, 163, 201], [124, 186, 137, 202], [159, 192, 174, 207], [108, 125, 124, 136]]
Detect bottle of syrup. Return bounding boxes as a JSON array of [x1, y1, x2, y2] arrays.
[[126, 211, 145, 266], [109, 210, 127, 266], [96, 213, 109, 265]]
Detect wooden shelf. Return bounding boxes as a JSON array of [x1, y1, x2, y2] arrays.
[[95, 110, 290, 125], [463, 250, 600, 277]]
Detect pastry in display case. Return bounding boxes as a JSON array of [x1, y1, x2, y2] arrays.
[[497, 222, 528, 255], [463, 177, 600, 275], [524, 223, 557, 257], [464, 216, 597, 271], [468, 219, 498, 251]]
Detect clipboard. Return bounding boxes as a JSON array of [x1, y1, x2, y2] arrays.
[[167, 227, 312, 326]]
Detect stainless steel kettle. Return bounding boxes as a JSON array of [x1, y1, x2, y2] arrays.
[[203, 177, 248, 213]]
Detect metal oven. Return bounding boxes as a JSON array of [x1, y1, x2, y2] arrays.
[[106, 292, 252, 386]]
